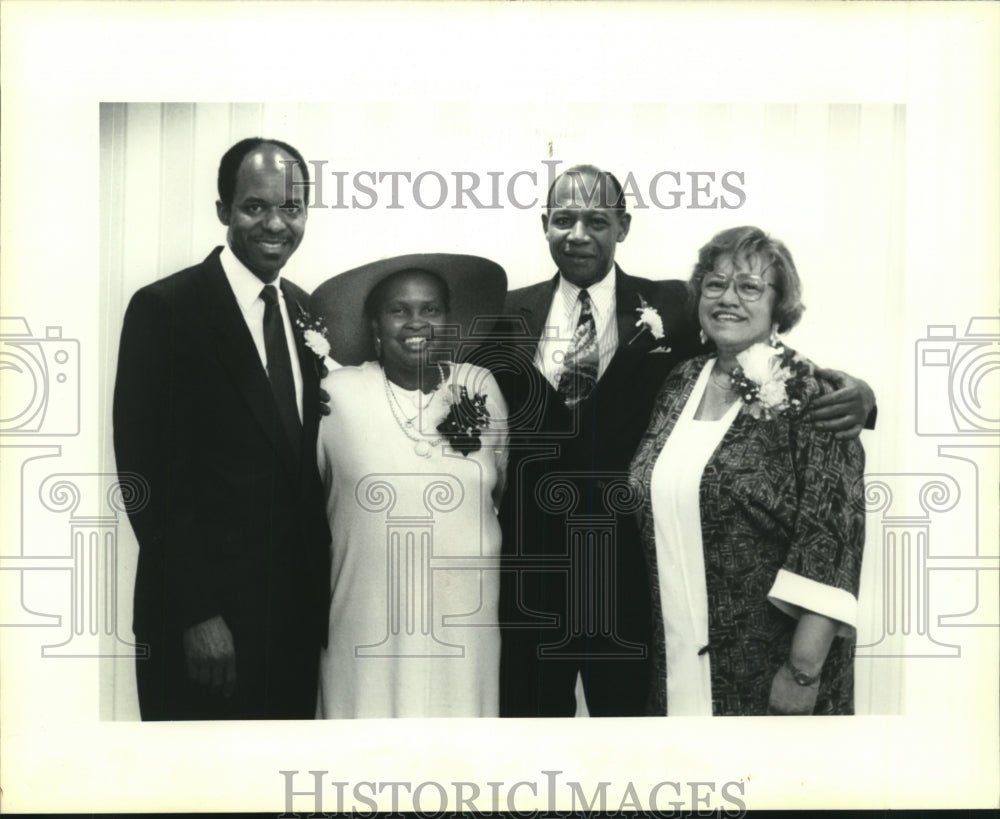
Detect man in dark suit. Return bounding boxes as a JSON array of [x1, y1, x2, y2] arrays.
[[113, 138, 331, 720], [496, 164, 873, 716]]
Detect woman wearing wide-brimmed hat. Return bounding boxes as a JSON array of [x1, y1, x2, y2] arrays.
[[307, 253, 508, 718]]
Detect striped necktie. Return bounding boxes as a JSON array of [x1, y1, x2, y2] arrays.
[[556, 288, 599, 407]]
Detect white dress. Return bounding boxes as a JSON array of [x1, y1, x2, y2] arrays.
[[316, 360, 508, 718], [649, 359, 741, 715]]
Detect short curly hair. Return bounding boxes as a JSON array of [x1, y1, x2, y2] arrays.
[[688, 225, 805, 333]]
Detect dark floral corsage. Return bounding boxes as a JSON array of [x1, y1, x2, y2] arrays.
[[728, 342, 817, 420], [294, 305, 336, 372], [436, 385, 490, 456]]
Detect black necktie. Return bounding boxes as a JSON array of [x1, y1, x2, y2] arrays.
[[556, 288, 599, 407], [260, 284, 301, 460]]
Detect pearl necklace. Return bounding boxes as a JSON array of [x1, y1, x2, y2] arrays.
[[381, 364, 447, 458]]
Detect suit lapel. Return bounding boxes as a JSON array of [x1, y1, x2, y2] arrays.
[[513, 270, 643, 406], [283, 282, 320, 444], [197, 251, 299, 475], [503, 274, 573, 423], [514, 274, 559, 345], [615, 265, 641, 352], [599, 266, 651, 386]]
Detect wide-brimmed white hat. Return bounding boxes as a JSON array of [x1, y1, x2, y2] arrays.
[[310, 253, 507, 366]]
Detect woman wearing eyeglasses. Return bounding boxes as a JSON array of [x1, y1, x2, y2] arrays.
[[629, 226, 866, 716]]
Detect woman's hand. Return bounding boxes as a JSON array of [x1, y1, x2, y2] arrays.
[[767, 663, 819, 715], [806, 368, 876, 440], [769, 611, 838, 714]]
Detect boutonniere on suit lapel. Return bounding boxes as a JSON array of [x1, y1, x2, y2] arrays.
[[627, 293, 672, 353], [293, 301, 338, 375]]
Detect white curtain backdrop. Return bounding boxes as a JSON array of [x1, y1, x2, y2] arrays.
[[101, 102, 908, 719]]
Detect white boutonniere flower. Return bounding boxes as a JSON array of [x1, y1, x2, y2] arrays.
[[629, 294, 670, 350], [294, 306, 338, 373]]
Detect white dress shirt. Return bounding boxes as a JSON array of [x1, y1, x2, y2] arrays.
[[220, 245, 304, 421], [535, 265, 619, 389]]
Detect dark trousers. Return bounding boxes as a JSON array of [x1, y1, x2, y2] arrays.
[[498, 514, 653, 717], [499, 629, 651, 717], [135, 623, 319, 720]]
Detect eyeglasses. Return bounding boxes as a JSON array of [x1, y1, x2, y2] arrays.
[[700, 274, 776, 303]]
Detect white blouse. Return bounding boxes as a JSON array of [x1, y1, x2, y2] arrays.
[[649, 358, 741, 715]]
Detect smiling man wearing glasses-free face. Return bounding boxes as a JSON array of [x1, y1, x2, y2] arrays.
[[541, 167, 631, 289]]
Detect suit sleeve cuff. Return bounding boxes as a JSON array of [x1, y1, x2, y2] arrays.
[[768, 569, 857, 637], [173, 594, 224, 631], [166, 562, 223, 630]]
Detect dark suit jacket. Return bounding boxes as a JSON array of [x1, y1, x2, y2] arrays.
[[113, 247, 331, 652], [498, 264, 701, 489], [493, 265, 702, 617]]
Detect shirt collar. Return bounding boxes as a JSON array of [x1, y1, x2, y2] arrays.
[[220, 244, 283, 313], [557, 263, 617, 320]]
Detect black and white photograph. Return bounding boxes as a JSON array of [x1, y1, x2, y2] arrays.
[[1, 1, 997, 814]]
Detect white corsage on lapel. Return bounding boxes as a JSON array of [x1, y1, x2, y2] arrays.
[[293, 303, 339, 374], [628, 293, 671, 352]]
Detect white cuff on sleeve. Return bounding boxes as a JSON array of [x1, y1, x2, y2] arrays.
[[768, 569, 857, 637]]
